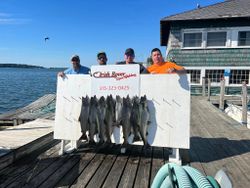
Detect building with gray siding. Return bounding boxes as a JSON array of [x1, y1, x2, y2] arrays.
[[160, 0, 250, 87]]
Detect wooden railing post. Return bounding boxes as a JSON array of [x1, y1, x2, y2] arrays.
[[219, 78, 225, 111], [242, 81, 248, 127], [202, 77, 206, 96], [207, 78, 211, 101]]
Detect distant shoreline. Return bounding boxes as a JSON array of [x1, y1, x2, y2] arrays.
[[0, 64, 66, 69], [0, 63, 44, 69]]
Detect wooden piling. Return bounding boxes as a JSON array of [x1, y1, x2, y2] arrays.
[[13, 119, 23, 126], [219, 78, 225, 110], [207, 78, 211, 101], [242, 81, 248, 126], [202, 77, 206, 97]]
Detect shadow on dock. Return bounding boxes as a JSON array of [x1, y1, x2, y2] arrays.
[[191, 136, 250, 162]]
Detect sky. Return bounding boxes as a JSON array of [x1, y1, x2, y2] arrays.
[[0, 0, 223, 68]]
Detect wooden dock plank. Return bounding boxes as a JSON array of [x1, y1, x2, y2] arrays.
[[70, 153, 106, 188], [118, 145, 142, 188], [149, 147, 165, 186], [55, 147, 97, 188], [0, 119, 54, 170], [0, 119, 53, 149], [86, 154, 117, 188], [192, 99, 236, 170], [190, 97, 250, 187], [22, 155, 73, 187], [102, 154, 129, 188], [134, 147, 152, 188], [190, 101, 225, 175], [38, 155, 81, 188], [1, 141, 60, 187], [199, 109, 250, 186]]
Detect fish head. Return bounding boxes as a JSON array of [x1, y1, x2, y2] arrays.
[[140, 95, 148, 108], [99, 96, 106, 107], [82, 96, 90, 106]]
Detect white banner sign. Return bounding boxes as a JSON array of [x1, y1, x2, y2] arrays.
[[91, 65, 140, 97], [54, 74, 190, 149]]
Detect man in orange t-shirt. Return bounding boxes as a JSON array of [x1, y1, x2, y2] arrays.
[[147, 48, 185, 74]]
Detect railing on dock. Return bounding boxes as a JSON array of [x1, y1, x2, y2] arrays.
[[201, 78, 249, 127]]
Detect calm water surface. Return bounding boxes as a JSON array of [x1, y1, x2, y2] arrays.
[[0, 68, 62, 114]]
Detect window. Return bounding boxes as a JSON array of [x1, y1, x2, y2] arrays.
[[229, 70, 249, 84], [238, 31, 250, 46], [186, 70, 201, 84], [207, 32, 227, 47], [183, 33, 202, 47], [205, 70, 224, 83]]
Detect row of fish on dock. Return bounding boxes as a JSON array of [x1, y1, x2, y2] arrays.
[[78, 95, 150, 147]]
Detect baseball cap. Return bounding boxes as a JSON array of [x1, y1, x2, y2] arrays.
[[97, 52, 107, 59], [125, 48, 135, 56], [71, 55, 80, 63]]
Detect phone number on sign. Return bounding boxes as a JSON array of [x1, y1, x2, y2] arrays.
[[99, 85, 129, 91]]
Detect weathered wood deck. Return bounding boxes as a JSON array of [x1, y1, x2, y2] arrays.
[[0, 119, 55, 170], [0, 141, 170, 188], [0, 96, 250, 187], [0, 94, 56, 126], [190, 96, 250, 187]]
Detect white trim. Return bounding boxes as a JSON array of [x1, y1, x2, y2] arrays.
[[185, 66, 250, 70], [181, 30, 203, 49], [181, 26, 250, 49], [184, 66, 250, 86]]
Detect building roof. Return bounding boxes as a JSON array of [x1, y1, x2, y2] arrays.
[[162, 0, 250, 21], [160, 0, 250, 46]]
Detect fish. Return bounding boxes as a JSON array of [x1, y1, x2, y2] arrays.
[[105, 95, 116, 143], [78, 95, 90, 140], [98, 96, 107, 143], [130, 96, 141, 142], [115, 95, 123, 126], [121, 95, 132, 146], [88, 96, 100, 145], [139, 95, 150, 147]]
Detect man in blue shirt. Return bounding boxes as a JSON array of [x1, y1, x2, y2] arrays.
[[58, 55, 90, 77]]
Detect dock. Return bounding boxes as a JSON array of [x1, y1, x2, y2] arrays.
[[190, 96, 250, 187], [0, 94, 56, 126], [0, 119, 57, 170], [0, 96, 250, 187]]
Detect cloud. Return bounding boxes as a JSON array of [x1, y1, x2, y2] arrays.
[[0, 18, 31, 25], [0, 13, 11, 17], [0, 12, 31, 25]]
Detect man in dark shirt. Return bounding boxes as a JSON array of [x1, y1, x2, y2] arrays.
[[97, 51, 108, 65], [116, 48, 148, 74]]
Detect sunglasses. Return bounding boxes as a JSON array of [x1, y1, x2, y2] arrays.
[[98, 56, 106, 60], [125, 53, 135, 57]]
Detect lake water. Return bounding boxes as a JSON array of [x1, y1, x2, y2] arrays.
[[0, 68, 62, 114]]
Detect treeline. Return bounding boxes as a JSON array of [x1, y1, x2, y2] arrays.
[[0, 64, 45, 69]]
